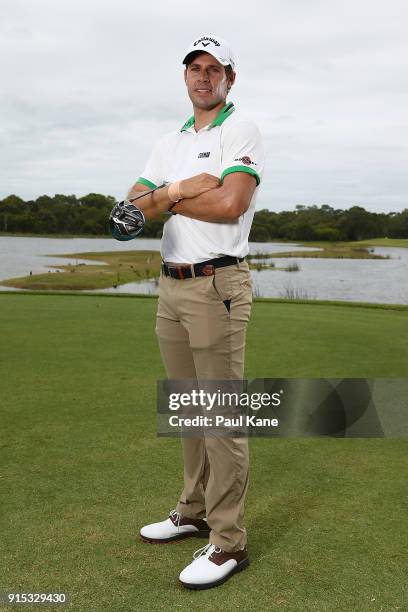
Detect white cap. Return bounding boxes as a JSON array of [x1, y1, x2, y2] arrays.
[[182, 34, 236, 71]]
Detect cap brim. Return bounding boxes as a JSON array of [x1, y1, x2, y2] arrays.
[[182, 50, 231, 67]]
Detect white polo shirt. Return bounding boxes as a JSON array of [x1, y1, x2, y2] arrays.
[[136, 102, 265, 263]]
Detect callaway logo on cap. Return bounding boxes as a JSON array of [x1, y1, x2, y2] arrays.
[[182, 34, 236, 70]]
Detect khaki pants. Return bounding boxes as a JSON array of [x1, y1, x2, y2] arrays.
[[155, 260, 253, 552]]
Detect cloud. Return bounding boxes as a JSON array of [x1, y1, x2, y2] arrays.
[[1, 0, 408, 212]]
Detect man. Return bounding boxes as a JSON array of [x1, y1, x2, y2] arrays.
[[127, 34, 264, 590]]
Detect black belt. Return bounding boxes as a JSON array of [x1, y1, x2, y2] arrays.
[[161, 255, 244, 279]]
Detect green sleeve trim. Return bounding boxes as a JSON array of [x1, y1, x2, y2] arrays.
[[220, 166, 260, 186], [136, 177, 158, 189]]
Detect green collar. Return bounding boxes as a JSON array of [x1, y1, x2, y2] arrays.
[[180, 102, 235, 132]]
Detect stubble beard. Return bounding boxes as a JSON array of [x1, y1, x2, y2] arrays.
[[188, 77, 229, 111], [190, 96, 224, 111]]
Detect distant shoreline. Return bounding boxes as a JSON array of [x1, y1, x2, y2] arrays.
[[0, 232, 116, 239], [0, 240, 405, 292], [0, 233, 407, 249]]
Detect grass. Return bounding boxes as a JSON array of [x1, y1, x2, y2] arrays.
[[0, 250, 162, 290], [294, 238, 408, 250], [347, 238, 408, 248], [284, 262, 300, 272], [249, 260, 276, 271], [0, 293, 407, 611], [282, 238, 408, 250], [263, 245, 387, 259], [279, 285, 310, 300], [248, 242, 396, 260], [248, 239, 394, 273]]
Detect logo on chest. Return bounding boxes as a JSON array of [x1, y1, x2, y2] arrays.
[[198, 152, 211, 158]]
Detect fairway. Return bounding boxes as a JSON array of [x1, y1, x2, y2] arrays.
[[1, 294, 407, 611]]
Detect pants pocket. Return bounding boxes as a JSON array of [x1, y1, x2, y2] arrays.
[[210, 267, 252, 313], [210, 273, 232, 313]]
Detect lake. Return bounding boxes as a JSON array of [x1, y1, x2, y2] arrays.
[[0, 236, 407, 305]]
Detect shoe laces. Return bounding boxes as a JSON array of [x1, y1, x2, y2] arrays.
[[169, 509, 181, 532], [193, 543, 222, 560]]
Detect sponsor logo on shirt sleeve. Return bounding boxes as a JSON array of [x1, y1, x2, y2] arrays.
[[234, 156, 257, 166]]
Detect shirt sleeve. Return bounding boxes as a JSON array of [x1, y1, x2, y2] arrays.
[[136, 136, 167, 189], [220, 121, 264, 186]]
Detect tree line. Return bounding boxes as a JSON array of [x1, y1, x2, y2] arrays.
[[1, 194, 407, 241]]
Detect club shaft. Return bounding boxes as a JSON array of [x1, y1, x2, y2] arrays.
[[128, 183, 166, 203]]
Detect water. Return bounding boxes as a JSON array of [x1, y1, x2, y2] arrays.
[[250, 250, 408, 304], [0, 236, 163, 283], [0, 236, 407, 304]]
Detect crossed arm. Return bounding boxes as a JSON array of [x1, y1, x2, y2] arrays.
[[126, 172, 257, 223]]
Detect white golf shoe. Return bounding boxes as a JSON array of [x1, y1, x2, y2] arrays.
[[140, 509, 210, 543], [179, 543, 249, 590]]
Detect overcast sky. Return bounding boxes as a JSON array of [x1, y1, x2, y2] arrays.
[[1, 0, 407, 212]]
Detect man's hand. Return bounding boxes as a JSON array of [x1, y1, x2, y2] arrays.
[[125, 173, 220, 220], [180, 173, 221, 199], [171, 172, 257, 222], [127, 172, 221, 220]]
